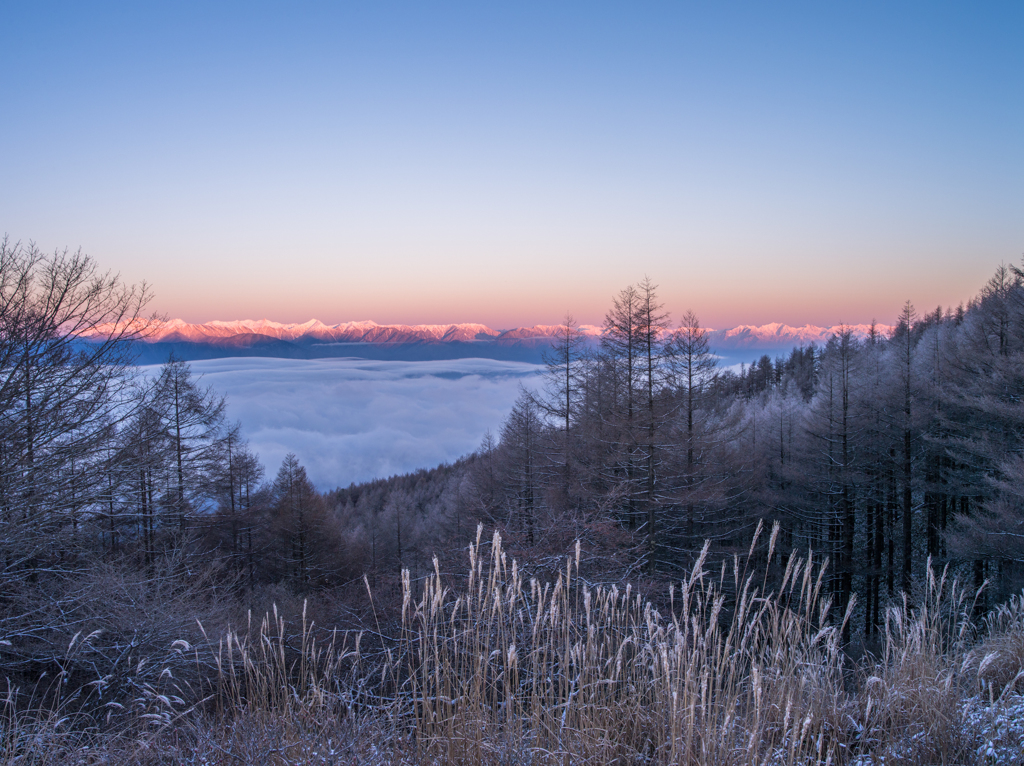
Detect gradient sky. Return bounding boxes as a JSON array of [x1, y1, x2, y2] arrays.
[[3, 2, 1021, 329]]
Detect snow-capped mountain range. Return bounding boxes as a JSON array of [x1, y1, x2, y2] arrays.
[[91, 317, 889, 346], [90, 318, 892, 365], [713, 322, 891, 348], [105, 318, 604, 345]]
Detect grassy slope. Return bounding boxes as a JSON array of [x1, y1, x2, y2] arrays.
[[3, 525, 1023, 765]]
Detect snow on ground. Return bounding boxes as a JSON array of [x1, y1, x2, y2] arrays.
[[964, 694, 1024, 765], [844, 695, 1024, 765]]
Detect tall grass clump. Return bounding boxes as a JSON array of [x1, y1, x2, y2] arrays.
[[0, 628, 189, 765], [179, 601, 391, 764], [962, 592, 1024, 766], [852, 563, 982, 764], [966, 591, 1024, 699], [395, 523, 853, 765]]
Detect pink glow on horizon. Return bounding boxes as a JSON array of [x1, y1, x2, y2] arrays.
[[127, 240, 998, 334], [153, 275, 986, 334], [92, 316, 897, 347]]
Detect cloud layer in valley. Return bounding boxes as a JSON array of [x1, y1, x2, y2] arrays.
[[144, 358, 544, 489]]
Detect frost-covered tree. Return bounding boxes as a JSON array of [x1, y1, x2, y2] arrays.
[[538, 313, 588, 508], [0, 239, 152, 577], [499, 391, 546, 545], [151, 356, 225, 526]]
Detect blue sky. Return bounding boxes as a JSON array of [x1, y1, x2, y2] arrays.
[[2, 2, 1021, 328]]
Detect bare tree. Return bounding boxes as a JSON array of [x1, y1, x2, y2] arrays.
[[206, 422, 264, 577], [667, 310, 717, 553], [499, 391, 545, 546], [268, 453, 344, 589], [892, 302, 918, 593], [634, 278, 672, 571], [152, 356, 226, 528], [538, 313, 588, 507], [601, 284, 642, 530], [0, 239, 152, 579]]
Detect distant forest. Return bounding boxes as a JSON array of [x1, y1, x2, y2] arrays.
[[333, 268, 1024, 643], [2, 234, 1023, 676]]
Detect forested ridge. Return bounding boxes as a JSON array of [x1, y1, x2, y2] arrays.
[[2, 237, 1024, 763], [338, 269, 1024, 627]]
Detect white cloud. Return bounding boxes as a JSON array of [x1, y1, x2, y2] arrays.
[[146, 357, 544, 489]]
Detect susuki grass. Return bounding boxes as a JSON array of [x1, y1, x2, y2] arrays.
[[399, 523, 849, 765], [2, 524, 1023, 764]]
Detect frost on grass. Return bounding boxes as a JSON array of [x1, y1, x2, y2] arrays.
[[964, 695, 1024, 766], [4, 528, 1024, 765]]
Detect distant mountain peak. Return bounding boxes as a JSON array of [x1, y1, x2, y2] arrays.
[[711, 323, 891, 347], [81, 318, 893, 365], [84, 318, 891, 345]]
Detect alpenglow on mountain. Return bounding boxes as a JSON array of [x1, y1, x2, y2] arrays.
[[93, 319, 892, 365]]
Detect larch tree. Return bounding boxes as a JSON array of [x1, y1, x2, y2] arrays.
[[538, 313, 588, 508], [634, 278, 673, 571], [668, 310, 717, 552], [891, 302, 919, 594], [269, 453, 342, 589], [0, 239, 152, 574], [499, 391, 545, 546], [207, 422, 263, 574], [601, 284, 642, 530], [152, 355, 226, 528], [939, 264, 1024, 600]]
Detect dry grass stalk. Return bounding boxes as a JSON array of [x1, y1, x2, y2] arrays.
[[4, 529, 1021, 765], [396, 523, 852, 765]]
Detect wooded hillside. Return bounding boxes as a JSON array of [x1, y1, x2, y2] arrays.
[[2, 238, 1023, 763]]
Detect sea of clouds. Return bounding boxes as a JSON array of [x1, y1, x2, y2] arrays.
[[146, 357, 544, 489]]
